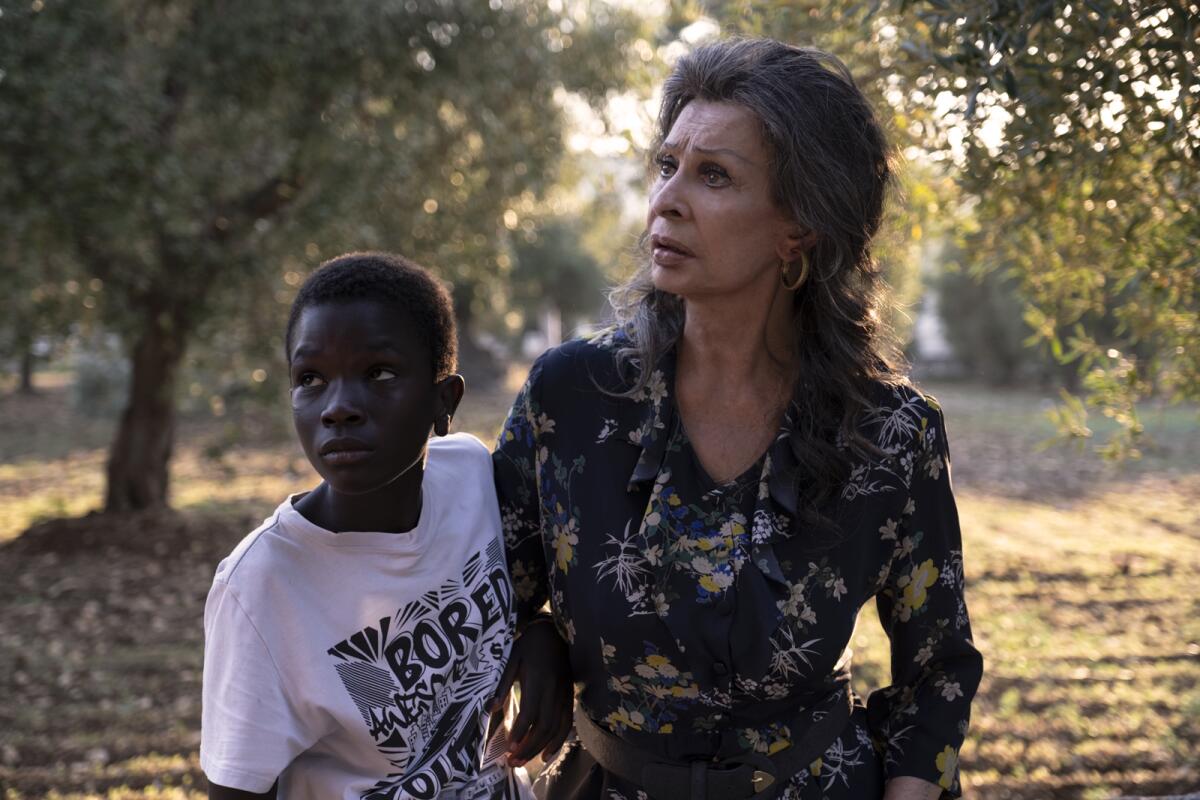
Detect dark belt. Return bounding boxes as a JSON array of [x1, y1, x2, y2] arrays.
[[572, 689, 852, 800]]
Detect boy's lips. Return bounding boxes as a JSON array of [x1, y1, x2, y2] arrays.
[[319, 438, 374, 465]]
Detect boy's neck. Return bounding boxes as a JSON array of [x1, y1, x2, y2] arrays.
[[294, 468, 425, 534]]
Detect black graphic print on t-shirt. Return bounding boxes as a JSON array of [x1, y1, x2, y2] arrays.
[[328, 537, 518, 800]]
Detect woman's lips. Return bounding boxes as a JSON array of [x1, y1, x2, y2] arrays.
[[651, 235, 693, 266]]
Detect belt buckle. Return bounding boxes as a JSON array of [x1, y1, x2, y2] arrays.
[[716, 752, 776, 795], [751, 769, 775, 793]]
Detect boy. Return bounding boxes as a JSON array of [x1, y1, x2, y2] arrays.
[[201, 252, 526, 799]]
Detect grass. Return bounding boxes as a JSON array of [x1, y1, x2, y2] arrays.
[[1, 370, 1197, 799]]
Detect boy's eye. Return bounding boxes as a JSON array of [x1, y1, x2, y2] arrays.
[[368, 367, 397, 381], [297, 373, 326, 388]]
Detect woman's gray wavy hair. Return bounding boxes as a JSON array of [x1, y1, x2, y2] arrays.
[[609, 37, 906, 515]]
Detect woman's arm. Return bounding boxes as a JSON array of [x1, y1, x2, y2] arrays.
[[867, 398, 983, 797], [490, 358, 574, 765], [208, 781, 277, 799]]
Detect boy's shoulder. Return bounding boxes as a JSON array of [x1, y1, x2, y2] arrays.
[[211, 499, 295, 589], [426, 431, 492, 478], [427, 430, 490, 460]]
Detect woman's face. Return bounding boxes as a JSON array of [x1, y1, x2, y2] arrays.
[[646, 99, 801, 300]]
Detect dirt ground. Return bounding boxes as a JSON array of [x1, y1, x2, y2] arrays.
[[1, 373, 1197, 798]]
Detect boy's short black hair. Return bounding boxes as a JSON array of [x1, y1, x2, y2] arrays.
[[285, 252, 458, 381]]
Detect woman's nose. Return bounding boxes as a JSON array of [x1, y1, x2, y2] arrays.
[[321, 383, 364, 427], [648, 174, 686, 220]]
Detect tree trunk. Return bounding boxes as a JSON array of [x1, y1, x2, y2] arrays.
[[104, 311, 187, 512], [18, 347, 35, 394]]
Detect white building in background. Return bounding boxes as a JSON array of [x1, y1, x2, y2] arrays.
[[913, 286, 955, 363]]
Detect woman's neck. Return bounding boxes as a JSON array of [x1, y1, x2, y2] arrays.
[[678, 277, 796, 389]]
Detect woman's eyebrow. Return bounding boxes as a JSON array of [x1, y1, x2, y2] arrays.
[[661, 139, 756, 167]]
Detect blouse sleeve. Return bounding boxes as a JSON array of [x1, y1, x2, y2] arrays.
[[493, 356, 550, 627], [867, 401, 984, 798]]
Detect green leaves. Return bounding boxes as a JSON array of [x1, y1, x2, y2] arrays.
[[0, 0, 641, 506]]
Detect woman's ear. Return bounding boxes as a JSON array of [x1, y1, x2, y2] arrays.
[[433, 374, 466, 436], [777, 227, 818, 263]]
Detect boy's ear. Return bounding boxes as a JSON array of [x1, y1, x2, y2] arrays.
[[433, 374, 466, 436]]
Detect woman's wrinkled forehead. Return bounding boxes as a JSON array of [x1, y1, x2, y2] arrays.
[[660, 100, 767, 166]]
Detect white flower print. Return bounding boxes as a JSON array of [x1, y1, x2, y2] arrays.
[[879, 518, 899, 540], [644, 370, 668, 405], [596, 417, 618, 443], [926, 453, 943, 479], [939, 680, 963, 701], [652, 592, 670, 616]]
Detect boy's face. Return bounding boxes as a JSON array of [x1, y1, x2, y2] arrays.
[[288, 299, 456, 496]]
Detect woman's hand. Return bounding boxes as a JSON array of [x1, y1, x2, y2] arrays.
[[488, 617, 573, 767]]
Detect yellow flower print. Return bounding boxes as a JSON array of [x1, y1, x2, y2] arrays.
[[660, 723, 674, 734], [720, 517, 747, 539], [767, 729, 791, 756], [668, 493, 682, 507], [699, 575, 722, 593], [606, 707, 644, 731], [809, 757, 822, 776], [936, 745, 958, 790], [646, 654, 670, 669], [553, 520, 579, 572], [899, 558, 939, 612]]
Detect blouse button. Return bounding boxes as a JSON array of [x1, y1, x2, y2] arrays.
[[713, 661, 729, 677]]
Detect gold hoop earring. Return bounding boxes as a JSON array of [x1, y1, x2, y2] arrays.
[[781, 251, 810, 291]]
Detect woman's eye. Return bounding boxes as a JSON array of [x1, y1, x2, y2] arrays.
[[655, 155, 677, 177], [702, 166, 730, 187], [298, 373, 325, 388], [369, 367, 397, 381]]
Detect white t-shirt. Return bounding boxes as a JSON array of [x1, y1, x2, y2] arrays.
[[201, 433, 525, 800]]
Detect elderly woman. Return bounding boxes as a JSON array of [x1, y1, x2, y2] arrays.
[[492, 38, 983, 800]]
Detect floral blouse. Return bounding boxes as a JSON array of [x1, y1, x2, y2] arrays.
[[493, 330, 983, 798]]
